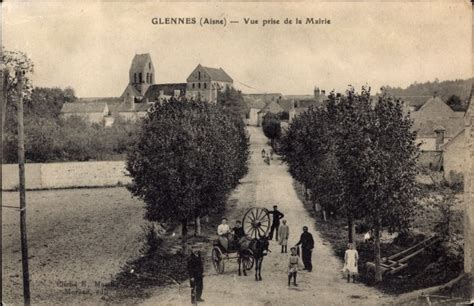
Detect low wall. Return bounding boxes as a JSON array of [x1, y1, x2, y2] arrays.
[[2, 161, 131, 190]]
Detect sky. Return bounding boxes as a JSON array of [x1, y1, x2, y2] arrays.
[[2, 1, 472, 97]]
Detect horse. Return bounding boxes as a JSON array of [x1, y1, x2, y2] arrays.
[[237, 235, 270, 281]]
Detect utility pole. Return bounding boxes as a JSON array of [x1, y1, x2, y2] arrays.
[[2, 67, 8, 134], [16, 69, 31, 306]]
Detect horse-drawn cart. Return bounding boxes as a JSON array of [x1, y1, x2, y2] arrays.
[[211, 207, 271, 274]]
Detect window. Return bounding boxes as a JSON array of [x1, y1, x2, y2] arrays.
[[149, 62, 151, 69], [192, 83, 195, 89], [204, 83, 207, 89], [198, 71, 201, 80], [139, 73, 143, 83], [198, 83, 201, 89], [134, 73, 137, 83], [150, 73, 153, 83]]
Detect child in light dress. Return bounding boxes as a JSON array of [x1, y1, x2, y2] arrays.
[[343, 243, 359, 283], [288, 247, 301, 286]]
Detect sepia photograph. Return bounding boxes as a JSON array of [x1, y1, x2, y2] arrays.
[[1, 1, 473, 305]]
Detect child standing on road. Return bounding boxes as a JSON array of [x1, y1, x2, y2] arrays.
[[278, 220, 289, 253], [288, 247, 301, 286], [343, 243, 359, 283]]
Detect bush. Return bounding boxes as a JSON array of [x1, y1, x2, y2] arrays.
[[2, 115, 138, 163], [139, 224, 163, 256], [262, 113, 281, 146]]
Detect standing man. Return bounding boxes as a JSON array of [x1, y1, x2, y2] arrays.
[[295, 226, 314, 272], [187, 245, 205, 304], [268, 205, 284, 240]]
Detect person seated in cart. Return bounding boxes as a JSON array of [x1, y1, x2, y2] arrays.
[[217, 218, 232, 250], [232, 220, 247, 247]]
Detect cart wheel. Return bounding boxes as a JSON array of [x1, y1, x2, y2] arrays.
[[243, 207, 271, 238], [211, 247, 225, 274], [242, 255, 254, 270]]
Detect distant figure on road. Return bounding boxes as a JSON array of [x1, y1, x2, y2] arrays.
[[268, 205, 284, 240], [270, 148, 274, 160], [344, 243, 359, 283], [261, 149, 266, 158], [187, 245, 205, 303], [278, 219, 289, 253], [264, 154, 271, 165], [288, 247, 301, 286], [295, 226, 314, 272]]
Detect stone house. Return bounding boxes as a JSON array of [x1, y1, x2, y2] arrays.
[[286, 86, 329, 123], [144, 83, 187, 103], [243, 93, 282, 126], [443, 129, 466, 182], [411, 95, 464, 152], [185, 64, 233, 103], [463, 85, 473, 275], [60, 101, 111, 125]]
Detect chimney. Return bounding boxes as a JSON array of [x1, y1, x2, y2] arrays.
[[434, 126, 445, 151]]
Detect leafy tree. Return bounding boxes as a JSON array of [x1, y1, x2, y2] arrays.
[[281, 86, 420, 282], [126, 98, 249, 237], [262, 112, 281, 147], [216, 86, 248, 118], [2, 49, 34, 135], [27, 87, 77, 118], [446, 94, 465, 112]]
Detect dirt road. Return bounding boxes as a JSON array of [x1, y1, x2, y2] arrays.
[[142, 127, 392, 306]]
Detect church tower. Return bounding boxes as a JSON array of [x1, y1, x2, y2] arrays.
[[129, 53, 155, 96]]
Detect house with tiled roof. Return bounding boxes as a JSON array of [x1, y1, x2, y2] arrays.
[[411, 95, 464, 152], [257, 100, 285, 126], [243, 93, 282, 126], [284, 87, 330, 123], [60, 101, 111, 125], [144, 83, 187, 103], [186, 64, 234, 103]]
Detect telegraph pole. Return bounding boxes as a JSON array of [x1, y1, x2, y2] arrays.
[[16, 69, 31, 306]]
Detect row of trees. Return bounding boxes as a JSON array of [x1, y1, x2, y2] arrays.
[[280, 86, 420, 281], [126, 98, 250, 236], [383, 78, 472, 111]]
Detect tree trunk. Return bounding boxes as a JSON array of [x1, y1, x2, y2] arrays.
[[374, 222, 383, 282], [348, 217, 356, 243], [181, 219, 188, 237], [194, 215, 201, 236]]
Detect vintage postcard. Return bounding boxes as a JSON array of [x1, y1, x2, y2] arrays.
[[2, 1, 473, 305]]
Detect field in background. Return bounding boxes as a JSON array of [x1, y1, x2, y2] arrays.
[[2, 187, 146, 304]]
